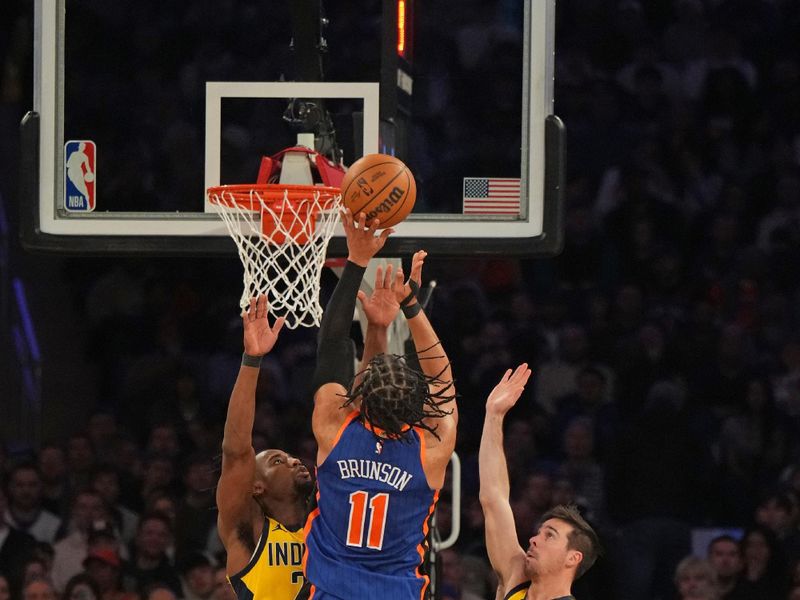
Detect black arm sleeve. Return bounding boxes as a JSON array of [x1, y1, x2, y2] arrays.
[[311, 260, 366, 393]]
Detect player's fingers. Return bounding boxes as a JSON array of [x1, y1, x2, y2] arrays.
[[368, 218, 381, 235], [374, 265, 384, 288], [271, 316, 286, 336], [340, 208, 352, 232], [257, 295, 267, 316], [383, 264, 394, 288], [357, 212, 367, 231], [510, 363, 529, 382], [247, 297, 257, 320], [377, 227, 394, 246], [392, 267, 404, 292], [357, 290, 367, 306]]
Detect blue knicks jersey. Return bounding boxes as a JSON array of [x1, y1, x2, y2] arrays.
[[304, 411, 438, 599]]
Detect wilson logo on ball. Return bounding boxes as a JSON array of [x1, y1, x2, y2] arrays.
[[365, 186, 405, 221]]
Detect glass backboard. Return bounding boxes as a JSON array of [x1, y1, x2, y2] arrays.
[[23, 0, 563, 256]]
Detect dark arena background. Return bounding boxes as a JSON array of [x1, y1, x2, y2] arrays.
[[2, 1, 800, 599]]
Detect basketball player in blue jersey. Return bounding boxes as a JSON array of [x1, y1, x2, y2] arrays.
[[216, 296, 316, 600], [303, 209, 457, 599], [479, 365, 601, 600]]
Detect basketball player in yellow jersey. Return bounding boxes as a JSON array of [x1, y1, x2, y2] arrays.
[[478, 366, 601, 600], [216, 296, 315, 600]]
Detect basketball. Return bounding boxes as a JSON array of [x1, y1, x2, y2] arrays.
[[340, 154, 416, 228]]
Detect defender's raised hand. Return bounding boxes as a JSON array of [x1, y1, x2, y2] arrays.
[[394, 250, 427, 307], [342, 209, 394, 267], [241, 295, 285, 357], [485, 364, 531, 416], [357, 263, 404, 328]]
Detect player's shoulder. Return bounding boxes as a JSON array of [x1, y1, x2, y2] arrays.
[[501, 580, 530, 600]]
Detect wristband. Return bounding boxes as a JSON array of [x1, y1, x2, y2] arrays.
[[400, 279, 420, 307], [241, 352, 263, 368], [401, 302, 422, 319]]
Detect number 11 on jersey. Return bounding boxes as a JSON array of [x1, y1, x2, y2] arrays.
[[346, 491, 389, 550]]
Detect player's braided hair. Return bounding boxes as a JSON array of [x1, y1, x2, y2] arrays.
[[342, 346, 455, 441]]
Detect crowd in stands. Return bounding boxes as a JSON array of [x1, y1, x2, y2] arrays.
[[3, 0, 800, 598]]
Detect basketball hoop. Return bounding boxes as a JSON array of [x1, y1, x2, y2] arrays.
[[207, 183, 341, 329]]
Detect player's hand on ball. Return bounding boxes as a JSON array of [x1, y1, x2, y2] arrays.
[[342, 209, 394, 267]]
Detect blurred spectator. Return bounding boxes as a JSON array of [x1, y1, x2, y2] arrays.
[[62, 574, 100, 600], [553, 365, 616, 455], [82, 549, 134, 600], [737, 525, 788, 599], [511, 470, 553, 546], [438, 549, 484, 600], [38, 445, 70, 517], [51, 489, 109, 591], [107, 437, 144, 510], [31, 543, 55, 578], [717, 377, 791, 521], [535, 324, 592, 414], [140, 459, 178, 508], [673, 555, 720, 600], [86, 413, 119, 459], [22, 578, 57, 600], [142, 584, 176, 600], [773, 339, 800, 418], [21, 558, 49, 587], [556, 417, 605, 522], [125, 513, 180, 597], [4, 463, 62, 544], [756, 172, 800, 254], [66, 435, 96, 491], [706, 535, 745, 599], [177, 553, 215, 600], [754, 492, 800, 565], [0, 487, 37, 595], [146, 425, 180, 460], [90, 467, 139, 543], [210, 568, 235, 600], [173, 455, 216, 562]]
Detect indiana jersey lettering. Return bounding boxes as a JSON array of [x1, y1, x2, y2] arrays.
[[304, 411, 438, 599], [229, 517, 306, 600]]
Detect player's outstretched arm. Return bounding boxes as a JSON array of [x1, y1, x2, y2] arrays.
[[479, 365, 532, 592], [312, 210, 393, 463], [217, 296, 284, 573], [393, 251, 457, 485]]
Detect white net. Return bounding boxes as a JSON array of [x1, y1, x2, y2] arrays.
[[208, 185, 341, 329]]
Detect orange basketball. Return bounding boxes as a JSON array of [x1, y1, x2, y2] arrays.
[[340, 154, 416, 228]]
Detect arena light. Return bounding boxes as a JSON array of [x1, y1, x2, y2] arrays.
[[397, 0, 406, 55]]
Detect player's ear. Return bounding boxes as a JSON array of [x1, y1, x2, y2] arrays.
[[253, 480, 265, 496], [566, 549, 583, 570]]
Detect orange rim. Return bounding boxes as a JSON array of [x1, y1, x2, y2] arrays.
[[207, 183, 340, 211]]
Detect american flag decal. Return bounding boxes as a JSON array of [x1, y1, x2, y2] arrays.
[[463, 177, 521, 215]]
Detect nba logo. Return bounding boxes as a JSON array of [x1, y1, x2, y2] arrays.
[[64, 140, 96, 212]]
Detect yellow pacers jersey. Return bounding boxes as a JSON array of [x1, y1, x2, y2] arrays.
[[229, 517, 306, 600], [503, 582, 529, 600]]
